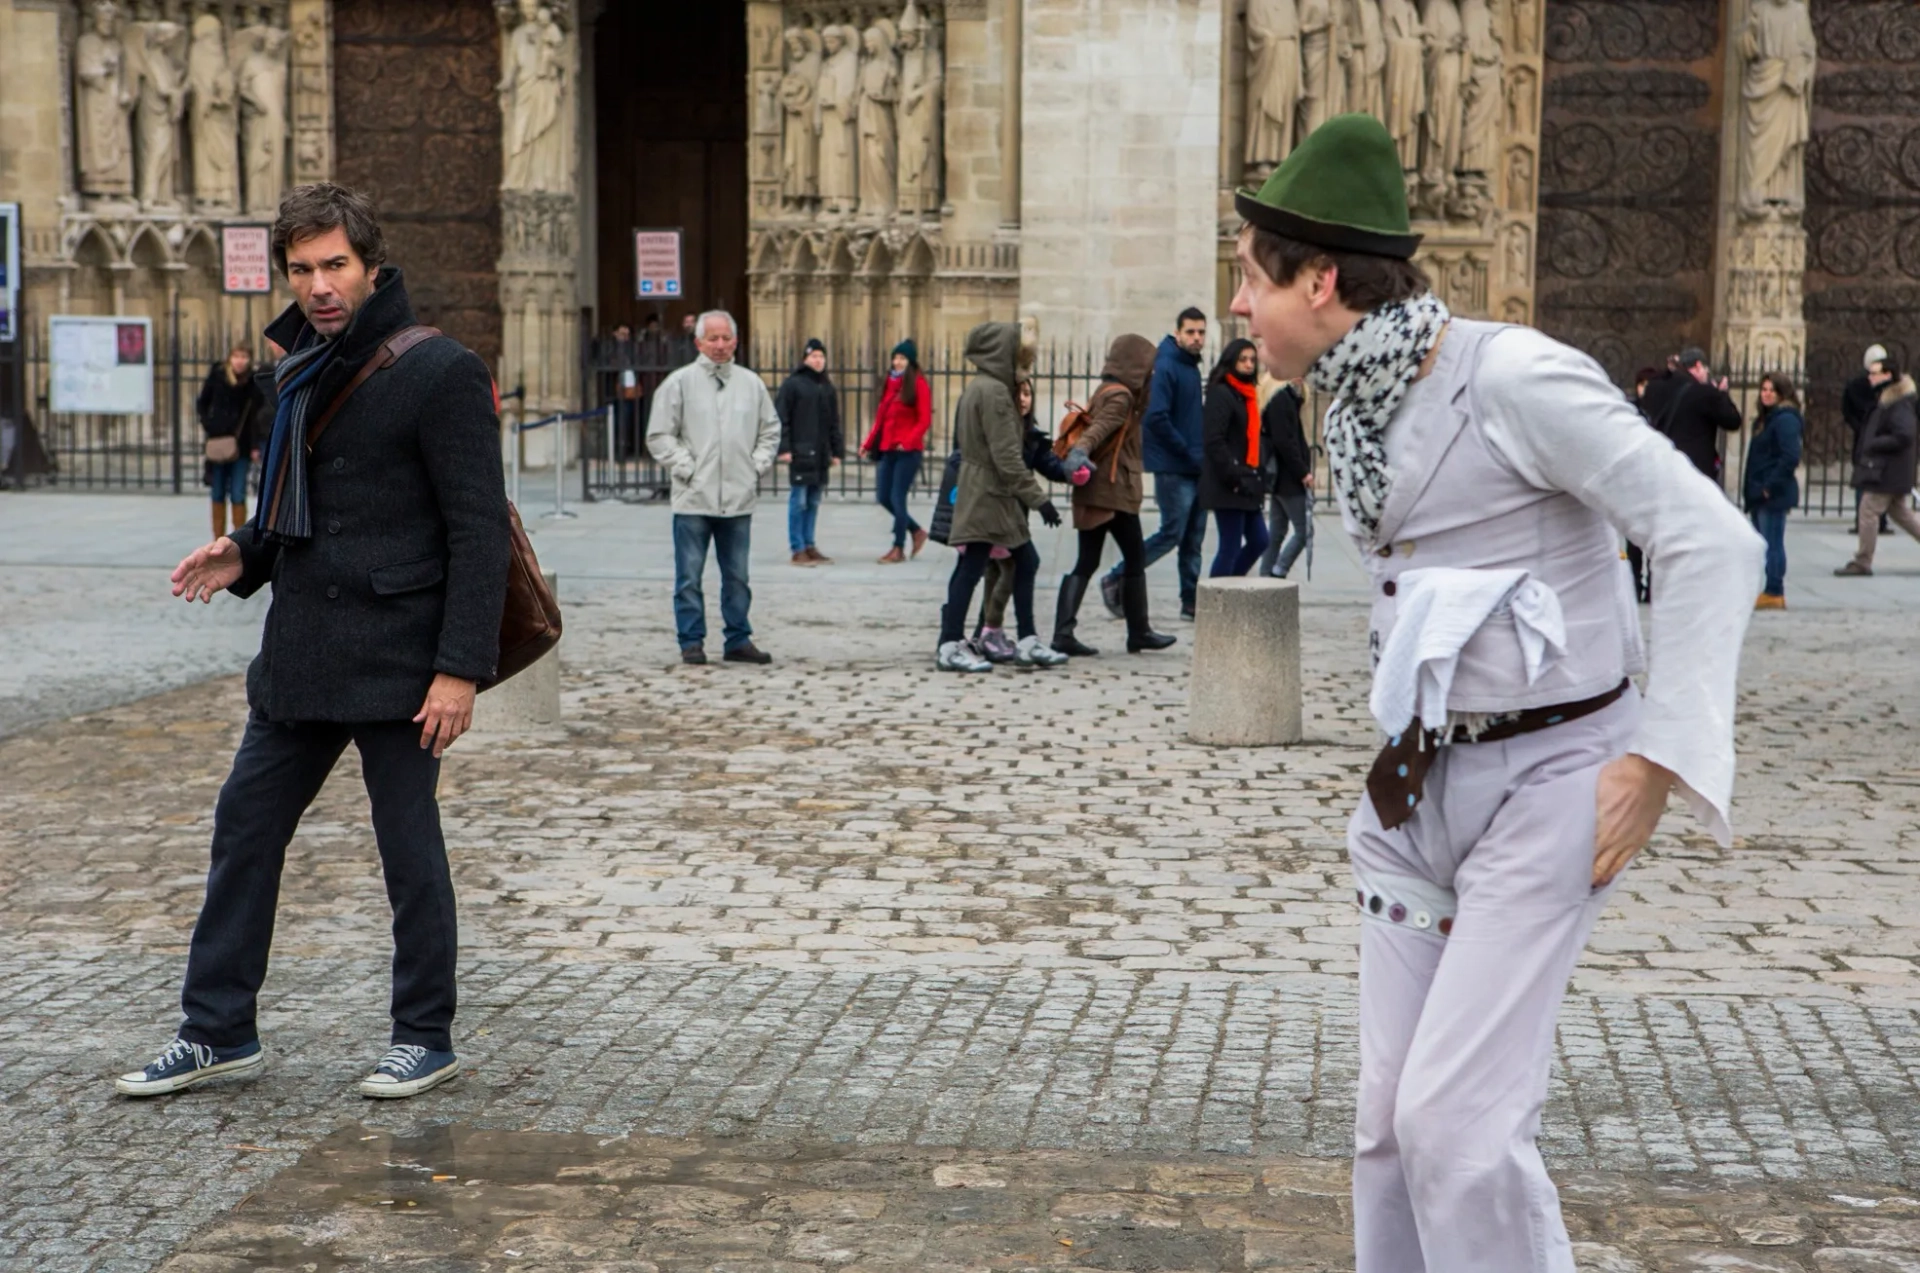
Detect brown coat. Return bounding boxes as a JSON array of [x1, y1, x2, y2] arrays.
[[1071, 334, 1156, 529]]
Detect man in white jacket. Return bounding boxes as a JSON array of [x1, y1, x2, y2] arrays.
[[646, 310, 782, 665], [1231, 115, 1762, 1272]]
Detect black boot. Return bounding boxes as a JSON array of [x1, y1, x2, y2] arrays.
[[1123, 575, 1176, 652], [1052, 575, 1100, 657]]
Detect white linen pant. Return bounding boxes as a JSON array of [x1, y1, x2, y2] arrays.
[[1348, 689, 1638, 1273]]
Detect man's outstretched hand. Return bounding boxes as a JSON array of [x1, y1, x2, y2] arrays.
[[171, 536, 244, 603], [415, 673, 477, 758]]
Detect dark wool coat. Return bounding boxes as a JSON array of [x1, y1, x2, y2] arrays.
[[1199, 376, 1272, 513], [1656, 379, 1742, 477], [775, 364, 844, 486], [1264, 384, 1312, 500], [197, 362, 270, 484], [1853, 376, 1920, 496], [1743, 404, 1803, 513], [231, 267, 512, 723], [1071, 335, 1156, 526]]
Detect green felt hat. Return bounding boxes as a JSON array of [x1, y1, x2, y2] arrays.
[[1235, 114, 1421, 259]]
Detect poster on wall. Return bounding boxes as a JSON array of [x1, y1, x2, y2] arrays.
[[220, 223, 274, 295], [49, 315, 154, 415], [0, 203, 19, 344], [634, 229, 683, 300]]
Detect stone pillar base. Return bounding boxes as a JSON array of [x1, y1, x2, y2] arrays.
[[474, 573, 563, 734], [1187, 578, 1302, 747]]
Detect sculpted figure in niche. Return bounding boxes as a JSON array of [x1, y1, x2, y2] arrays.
[[1245, 0, 1303, 172], [188, 11, 239, 208], [1346, 0, 1387, 121], [1510, 0, 1536, 53], [1418, 0, 1465, 205], [1505, 145, 1533, 211], [76, 1, 136, 199], [779, 26, 822, 207], [131, 2, 189, 206], [1458, 0, 1502, 174], [236, 10, 289, 214], [817, 24, 860, 217], [1298, 0, 1343, 137], [896, 1, 943, 217], [1381, 0, 1424, 173], [857, 20, 899, 218], [499, 0, 571, 193], [1737, 0, 1815, 217]]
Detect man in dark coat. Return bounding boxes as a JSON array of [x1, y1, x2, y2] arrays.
[[1653, 348, 1741, 479], [1843, 344, 1890, 534], [1836, 365, 1920, 576], [776, 337, 844, 565], [122, 183, 511, 1102]]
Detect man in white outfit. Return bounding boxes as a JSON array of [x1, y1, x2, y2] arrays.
[[1230, 114, 1762, 1272]]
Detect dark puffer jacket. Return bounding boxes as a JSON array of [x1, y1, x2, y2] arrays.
[[1853, 375, 1919, 496]]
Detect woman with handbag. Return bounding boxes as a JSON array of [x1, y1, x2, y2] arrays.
[[863, 339, 933, 562], [1199, 338, 1274, 577], [1050, 334, 1176, 657], [197, 344, 268, 541]]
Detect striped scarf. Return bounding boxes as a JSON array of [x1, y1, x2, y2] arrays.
[[253, 335, 338, 544]]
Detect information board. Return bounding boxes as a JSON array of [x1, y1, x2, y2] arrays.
[[0, 203, 19, 344], [634, 228, 683, 299], [221, 223, 273, 294], [49, 315, 154, 415]]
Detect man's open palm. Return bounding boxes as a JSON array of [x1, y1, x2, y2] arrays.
[[172, 536, 244, 603]]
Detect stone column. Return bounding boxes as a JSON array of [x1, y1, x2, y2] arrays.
[[288, 0, 334, 185], [496, 0, 582, 470]]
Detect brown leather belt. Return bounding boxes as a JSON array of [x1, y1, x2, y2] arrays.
[[1366, 678, 1631, 831]]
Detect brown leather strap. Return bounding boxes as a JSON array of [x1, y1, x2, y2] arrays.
[[304, 324, 442, 451]]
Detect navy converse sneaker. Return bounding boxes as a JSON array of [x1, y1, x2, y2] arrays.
[[358, 1044, 459, 1099], [115, 1037, 265, 1096]]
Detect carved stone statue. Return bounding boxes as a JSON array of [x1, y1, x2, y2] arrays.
[[1246, 0, 1303, 171], [188, 11, 239, 209], [1418, 0, 1465, 205], [817, 24, 860, 217], [236, 12, 289, 214], [1345, 0, 1387, 120], [131, 7, 189, 207], [1505, 145, 1533, 211], [896, 1, 943, 217], [1458, 0, 1502, 174], [1298, 0, 1342, 137], [1736, 0, 1816, 218], [856, 20, 899, 218], [1381, 0, 1424, 172], [498, 0, 572, 193], [779, 27, 822, 207], [75, 1, 136, 200]]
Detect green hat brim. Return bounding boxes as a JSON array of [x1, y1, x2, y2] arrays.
[[1234, 190, 1423, 261]]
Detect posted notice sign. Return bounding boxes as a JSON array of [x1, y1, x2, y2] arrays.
[[221, 223, 273, 294], [49, 315, 154, 415], [634, 229, 682, 299]]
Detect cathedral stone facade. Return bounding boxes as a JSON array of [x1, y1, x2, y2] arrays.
[[0, 0, 1881, 436]]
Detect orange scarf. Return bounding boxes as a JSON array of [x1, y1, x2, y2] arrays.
[[1228, 375, 1260, 467]]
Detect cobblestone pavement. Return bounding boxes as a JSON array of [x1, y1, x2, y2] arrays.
[[2, 493, 1919, 1270]]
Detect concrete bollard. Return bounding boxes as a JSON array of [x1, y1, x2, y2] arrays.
[[1187, 577, 1302, 746], [473, 572, 562, 733]]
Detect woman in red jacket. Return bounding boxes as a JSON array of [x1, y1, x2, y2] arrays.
[[863, 339, 933, 562]]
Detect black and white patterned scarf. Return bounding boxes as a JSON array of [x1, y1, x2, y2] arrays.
[[1307, 292, 1451, 542]]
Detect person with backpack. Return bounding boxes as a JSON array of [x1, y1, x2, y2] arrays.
[[1199, 338, 1274, 577], [775, 338, 844, 566], [936, 322, 1068, 672], [972, 373, 1090, 662], [864, 339, 933, 562], [1051, 334, 1177, 657]]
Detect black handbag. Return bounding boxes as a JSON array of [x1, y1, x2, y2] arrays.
[[928, 448, 963, 546]]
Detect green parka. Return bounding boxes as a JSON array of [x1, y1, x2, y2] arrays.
[[948, 322, 1048, 548]]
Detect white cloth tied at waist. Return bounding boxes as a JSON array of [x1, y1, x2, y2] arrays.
[[1369, 567, 1567, 739]]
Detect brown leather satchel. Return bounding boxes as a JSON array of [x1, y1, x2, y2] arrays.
[[205, 434, 240, 464], [306, 324, 562, 691]]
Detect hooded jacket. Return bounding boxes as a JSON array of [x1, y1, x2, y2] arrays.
[[948, 322, 1047, 548], [646, 353, 783, 517], [1139, 334, 1205, 477], [1072, 334, 1156, 526], [775, 362, 844, 486], [1742, 402, 1803, 514], [1852, 375, 1919, 496]]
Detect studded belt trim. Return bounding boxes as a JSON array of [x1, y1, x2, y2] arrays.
[[1365, 678, 1631, 832], [1353, 867, 1458, 937]]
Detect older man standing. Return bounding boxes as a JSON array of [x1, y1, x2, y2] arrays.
[[647, 310, 781, 665]]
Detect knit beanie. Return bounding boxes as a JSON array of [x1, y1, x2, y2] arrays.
[[891, 338, 919, 365], [805, 337, 827, 356]]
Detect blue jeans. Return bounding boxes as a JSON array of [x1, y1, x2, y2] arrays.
[[673, 513, 753, 652], [1210, 508, 1270, 577], [1263, 491, 1313, 578], [874, 451, 923, 547], [1109, 472, 1205, 609], [1751, 509, 1787, 596], [210, 457, 250, 504], [788, 483, 823, 553]]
